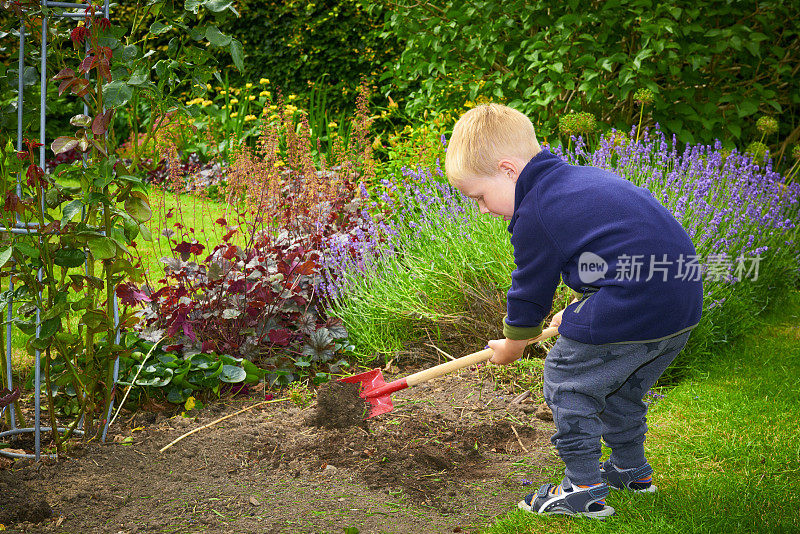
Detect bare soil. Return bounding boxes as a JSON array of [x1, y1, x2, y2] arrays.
[[1, 365, 559, 534]]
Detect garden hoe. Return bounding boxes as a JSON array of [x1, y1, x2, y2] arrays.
[[340, 326, 560, 418]]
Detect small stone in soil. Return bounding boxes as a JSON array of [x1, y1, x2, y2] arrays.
[[306, 381, 369, 430]]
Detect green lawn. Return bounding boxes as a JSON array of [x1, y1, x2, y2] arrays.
[[485, 289, 800, 534]]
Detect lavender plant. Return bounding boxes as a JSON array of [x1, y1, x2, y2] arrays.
[[321, 155, 514, 358]]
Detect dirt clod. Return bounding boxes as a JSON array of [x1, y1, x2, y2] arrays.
[[534, 402, 553, 421], [307, 380, 369, 429], [0, 470, 53, 525]]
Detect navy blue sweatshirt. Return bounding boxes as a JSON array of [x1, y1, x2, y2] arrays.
[[504, 149, 703, 345]]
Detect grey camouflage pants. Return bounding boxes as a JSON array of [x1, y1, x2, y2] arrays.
[[543, 330, 691, 484]]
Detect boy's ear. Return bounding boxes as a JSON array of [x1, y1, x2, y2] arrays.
[[498, 158, 520, 182]]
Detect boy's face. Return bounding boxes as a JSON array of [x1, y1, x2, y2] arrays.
[[457, 161, 519, 221]]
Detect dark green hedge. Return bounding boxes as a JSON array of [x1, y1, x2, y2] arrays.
[[378, 0, 800, 161], [220, 0, 400, 113]]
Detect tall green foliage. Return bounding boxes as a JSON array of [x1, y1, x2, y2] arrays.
[[380, 0, 800, 155], [221, 0, 399, 113]]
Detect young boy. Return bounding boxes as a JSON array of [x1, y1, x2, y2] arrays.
[[445, 104, 703, 519]]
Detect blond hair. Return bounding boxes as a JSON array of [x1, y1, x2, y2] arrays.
[[445, 103, 539, 185]]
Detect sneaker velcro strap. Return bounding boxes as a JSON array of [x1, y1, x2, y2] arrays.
[[630, 463, 653, 480], [586, 485, 609, 499], [564, 490, 602, 512], [537, 483, 552, 498]]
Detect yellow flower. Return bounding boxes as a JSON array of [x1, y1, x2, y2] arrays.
[[245, 114, 257, 121], [230, 112, 239, 118], [220, 90, 227, 96], [288, 94, 298, 101], [260, 90, 270, 97], [269, 105, 277, 110], [202, 100, 213, 107], [246, 82, 253, 89], [248, 95, 255, 101], [274, 159, 284, 167], [230, 98, 239, 104], [260, 78, 270, 85], [206, 83, 212, 90], [328, 121, 338, 128]]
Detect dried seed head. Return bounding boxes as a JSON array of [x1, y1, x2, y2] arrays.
[[756, 116, 778, 135], [633, 88, 655, 105], [745, 141, 768, 161]]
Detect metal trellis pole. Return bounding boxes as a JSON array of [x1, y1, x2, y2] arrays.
[[0, 0, 115, 461]]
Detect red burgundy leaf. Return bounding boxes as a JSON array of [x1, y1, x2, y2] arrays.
[[268, 329, 290, 346], [227, 278, 247, 293], [222, 228, 237, 242], [52, 67, 76, 81], [116, 282, 152, 307]]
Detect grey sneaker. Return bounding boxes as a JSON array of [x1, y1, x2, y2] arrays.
[[600, 460, 657, 493], [517, 478, 615, 519]]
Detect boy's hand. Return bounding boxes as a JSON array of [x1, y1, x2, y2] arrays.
[[549, 309, 564, 328], [487, 338, 528, 365], [549, 298, 578, 328]]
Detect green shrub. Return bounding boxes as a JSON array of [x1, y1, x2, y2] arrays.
[[380, 1, 800, 152], [220, 0, 400, 115]]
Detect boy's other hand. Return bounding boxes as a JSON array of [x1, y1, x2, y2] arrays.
[[487, 338, 528, 365]]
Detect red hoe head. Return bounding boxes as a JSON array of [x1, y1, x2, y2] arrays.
[[338, 369, 396, 418]]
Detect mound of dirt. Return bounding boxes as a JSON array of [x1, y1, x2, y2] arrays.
[[0, 469, 53, 525], [306, 380, 369, 429], [253, 377, 547, 512]]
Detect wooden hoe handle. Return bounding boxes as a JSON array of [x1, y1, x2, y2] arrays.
[[404, 326, 560, 387]]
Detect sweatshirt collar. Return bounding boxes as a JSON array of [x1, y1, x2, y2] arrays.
[[507, 148, 563, 233]]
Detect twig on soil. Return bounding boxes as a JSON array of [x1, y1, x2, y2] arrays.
[[159, 398, 288, 453], [510, 425, 529, 453], [425, 343, 456, 361], [511, 390, 531, 404]]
